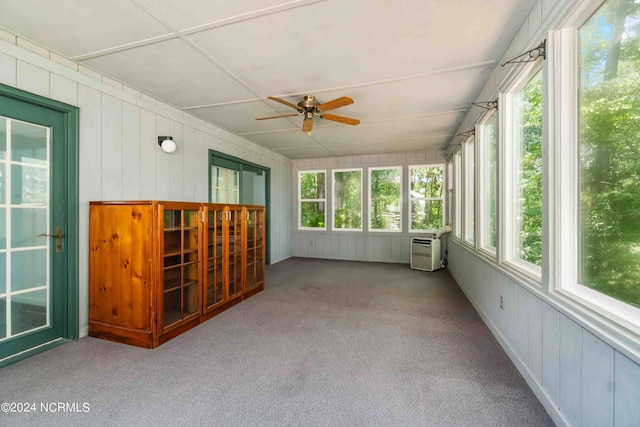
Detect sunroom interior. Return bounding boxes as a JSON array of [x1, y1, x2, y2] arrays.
[[0, 0, 639, 425]]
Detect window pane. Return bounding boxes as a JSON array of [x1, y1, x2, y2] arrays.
[[300, 172, 325, 199], [515, 71, 542, 266], [333, 170, 362, 230], [454, 152, 462, 238], [410, 165, 444, 232], [464, 140, 475, 243], [410, 166, 442, 198], [370, 168, 401, 231], [411, 200, 443, 230], [300, 202, 325, 228], [579, 0, 640, 308], [480, 114, 498, 249]]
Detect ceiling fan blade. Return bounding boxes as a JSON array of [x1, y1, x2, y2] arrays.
[[267, 96, 303, 112], [302, 118, 314, 134], [322, 113, 360, 126], [255, 113, 300, 120], [316, 96, 354, 111]]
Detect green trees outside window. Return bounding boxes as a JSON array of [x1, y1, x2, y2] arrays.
[[579, 0, 640, 308], [369, 167, 402, 231], [299, 171, 326, 229], [515, 71, 543, 266], [333, 169, 362, 230], [410, 165, 444, 231]]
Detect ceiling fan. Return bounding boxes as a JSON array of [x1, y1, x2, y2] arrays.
[[256, 95, 360, 135]]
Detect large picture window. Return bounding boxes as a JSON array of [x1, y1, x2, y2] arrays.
[[409, 165, 444, 232], [368, 167, 402, 232], [577, 0, 640, 309], [332, 169, 362, 231], [298, 170, 326, 230], [505, 69, 542, 275]]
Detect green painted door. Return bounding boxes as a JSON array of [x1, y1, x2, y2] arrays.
[[0, 90, 74, 364]]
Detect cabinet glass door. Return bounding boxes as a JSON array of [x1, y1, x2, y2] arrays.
[[162, 207, 200, 328], [205, 207, 224, 310], [245, 208, 265, 291], [226, 207, 243, 299]]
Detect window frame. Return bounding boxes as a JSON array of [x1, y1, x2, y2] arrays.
[[298, 169, 327, 231], [408, 164, 445, 233], [551, 0, 640, 334], [367, 166, 403, 233], [332, 168, 363, 232], [501, 64, 544, 281], [477, 109, 498, 257], [462, 136, 476, 245], [453, 148, 462, 240]]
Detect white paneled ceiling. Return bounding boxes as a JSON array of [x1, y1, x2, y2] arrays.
[[0, 0, 534, 159]]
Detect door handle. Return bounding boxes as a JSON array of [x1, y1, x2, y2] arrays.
[[37, 226, 63, 252]]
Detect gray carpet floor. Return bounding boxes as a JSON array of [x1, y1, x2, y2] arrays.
[[0, 258, 553, 426]]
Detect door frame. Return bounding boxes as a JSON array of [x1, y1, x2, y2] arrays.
[[0, 83, 79, 367], [208, 150, 271, 264]]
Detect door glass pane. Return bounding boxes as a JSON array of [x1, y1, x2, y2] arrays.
[[211, 166, 239, 204], [0, 208, 5, 249], [242, 169, 265, 205], [12, 164, 47, 205], [0, 253, 5, 294], [11, 249, 46, 292], [0, 297, 5, 339], [11, 289, 47, 335], [11, 121, 47, 165], [11, 207, 46, 248], [0, 117, 6, 160]]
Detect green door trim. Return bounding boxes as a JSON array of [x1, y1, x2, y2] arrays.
[[0, 83, 79, 367], [208, 150, 271, 264]]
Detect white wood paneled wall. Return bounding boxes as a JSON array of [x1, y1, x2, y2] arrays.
[[0, 31, 293, 337], [291, 150, 445, 263], [448, 241, 640, 427]]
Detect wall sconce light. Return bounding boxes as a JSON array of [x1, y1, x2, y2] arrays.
[[158, 136, 177, 153]]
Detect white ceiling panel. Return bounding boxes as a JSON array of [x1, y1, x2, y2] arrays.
[[311, 113, 461, 147], [141, 0, 303, 31], [243, 129, 325, 151], [271, 145, 335, 160], [188, 100, 304, 134], [82, 39, 255, 107], [0, 0, 169, 57], [325, 137, 447, 157], [188, 0, 531, 94]]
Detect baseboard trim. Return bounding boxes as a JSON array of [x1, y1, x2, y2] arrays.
[[449, 267, 570, 427]]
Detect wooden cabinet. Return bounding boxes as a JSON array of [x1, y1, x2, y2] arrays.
[[89, 201, 265, 348]]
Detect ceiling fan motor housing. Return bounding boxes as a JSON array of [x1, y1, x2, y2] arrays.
[[298, 95, 319, 110]]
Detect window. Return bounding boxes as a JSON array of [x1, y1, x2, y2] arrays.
[[332, 169, 362, 231], [453, 149, 462, 239], [505, 69, 542, 275], [447, 161, 453, 228], [368, 167, 402, 232], [575, 0, 640, 309], [409, 165, 444, 232], [463, 137, 475, 244], [478, 111, 498, 254], [298, 170, 326, 230]]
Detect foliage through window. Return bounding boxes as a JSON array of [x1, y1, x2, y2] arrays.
[[479, 113, 497, 251], [513, 71, 542, 267], [298, 170, 326, 229], [333, 169, 362, 230], [578, 0, 640, 308], [409, 165, 444, 231], [453, 150, 462, 239], [369, 167, 402, 231]]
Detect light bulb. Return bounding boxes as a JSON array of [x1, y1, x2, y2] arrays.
[[160, 138, 176, 153]]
